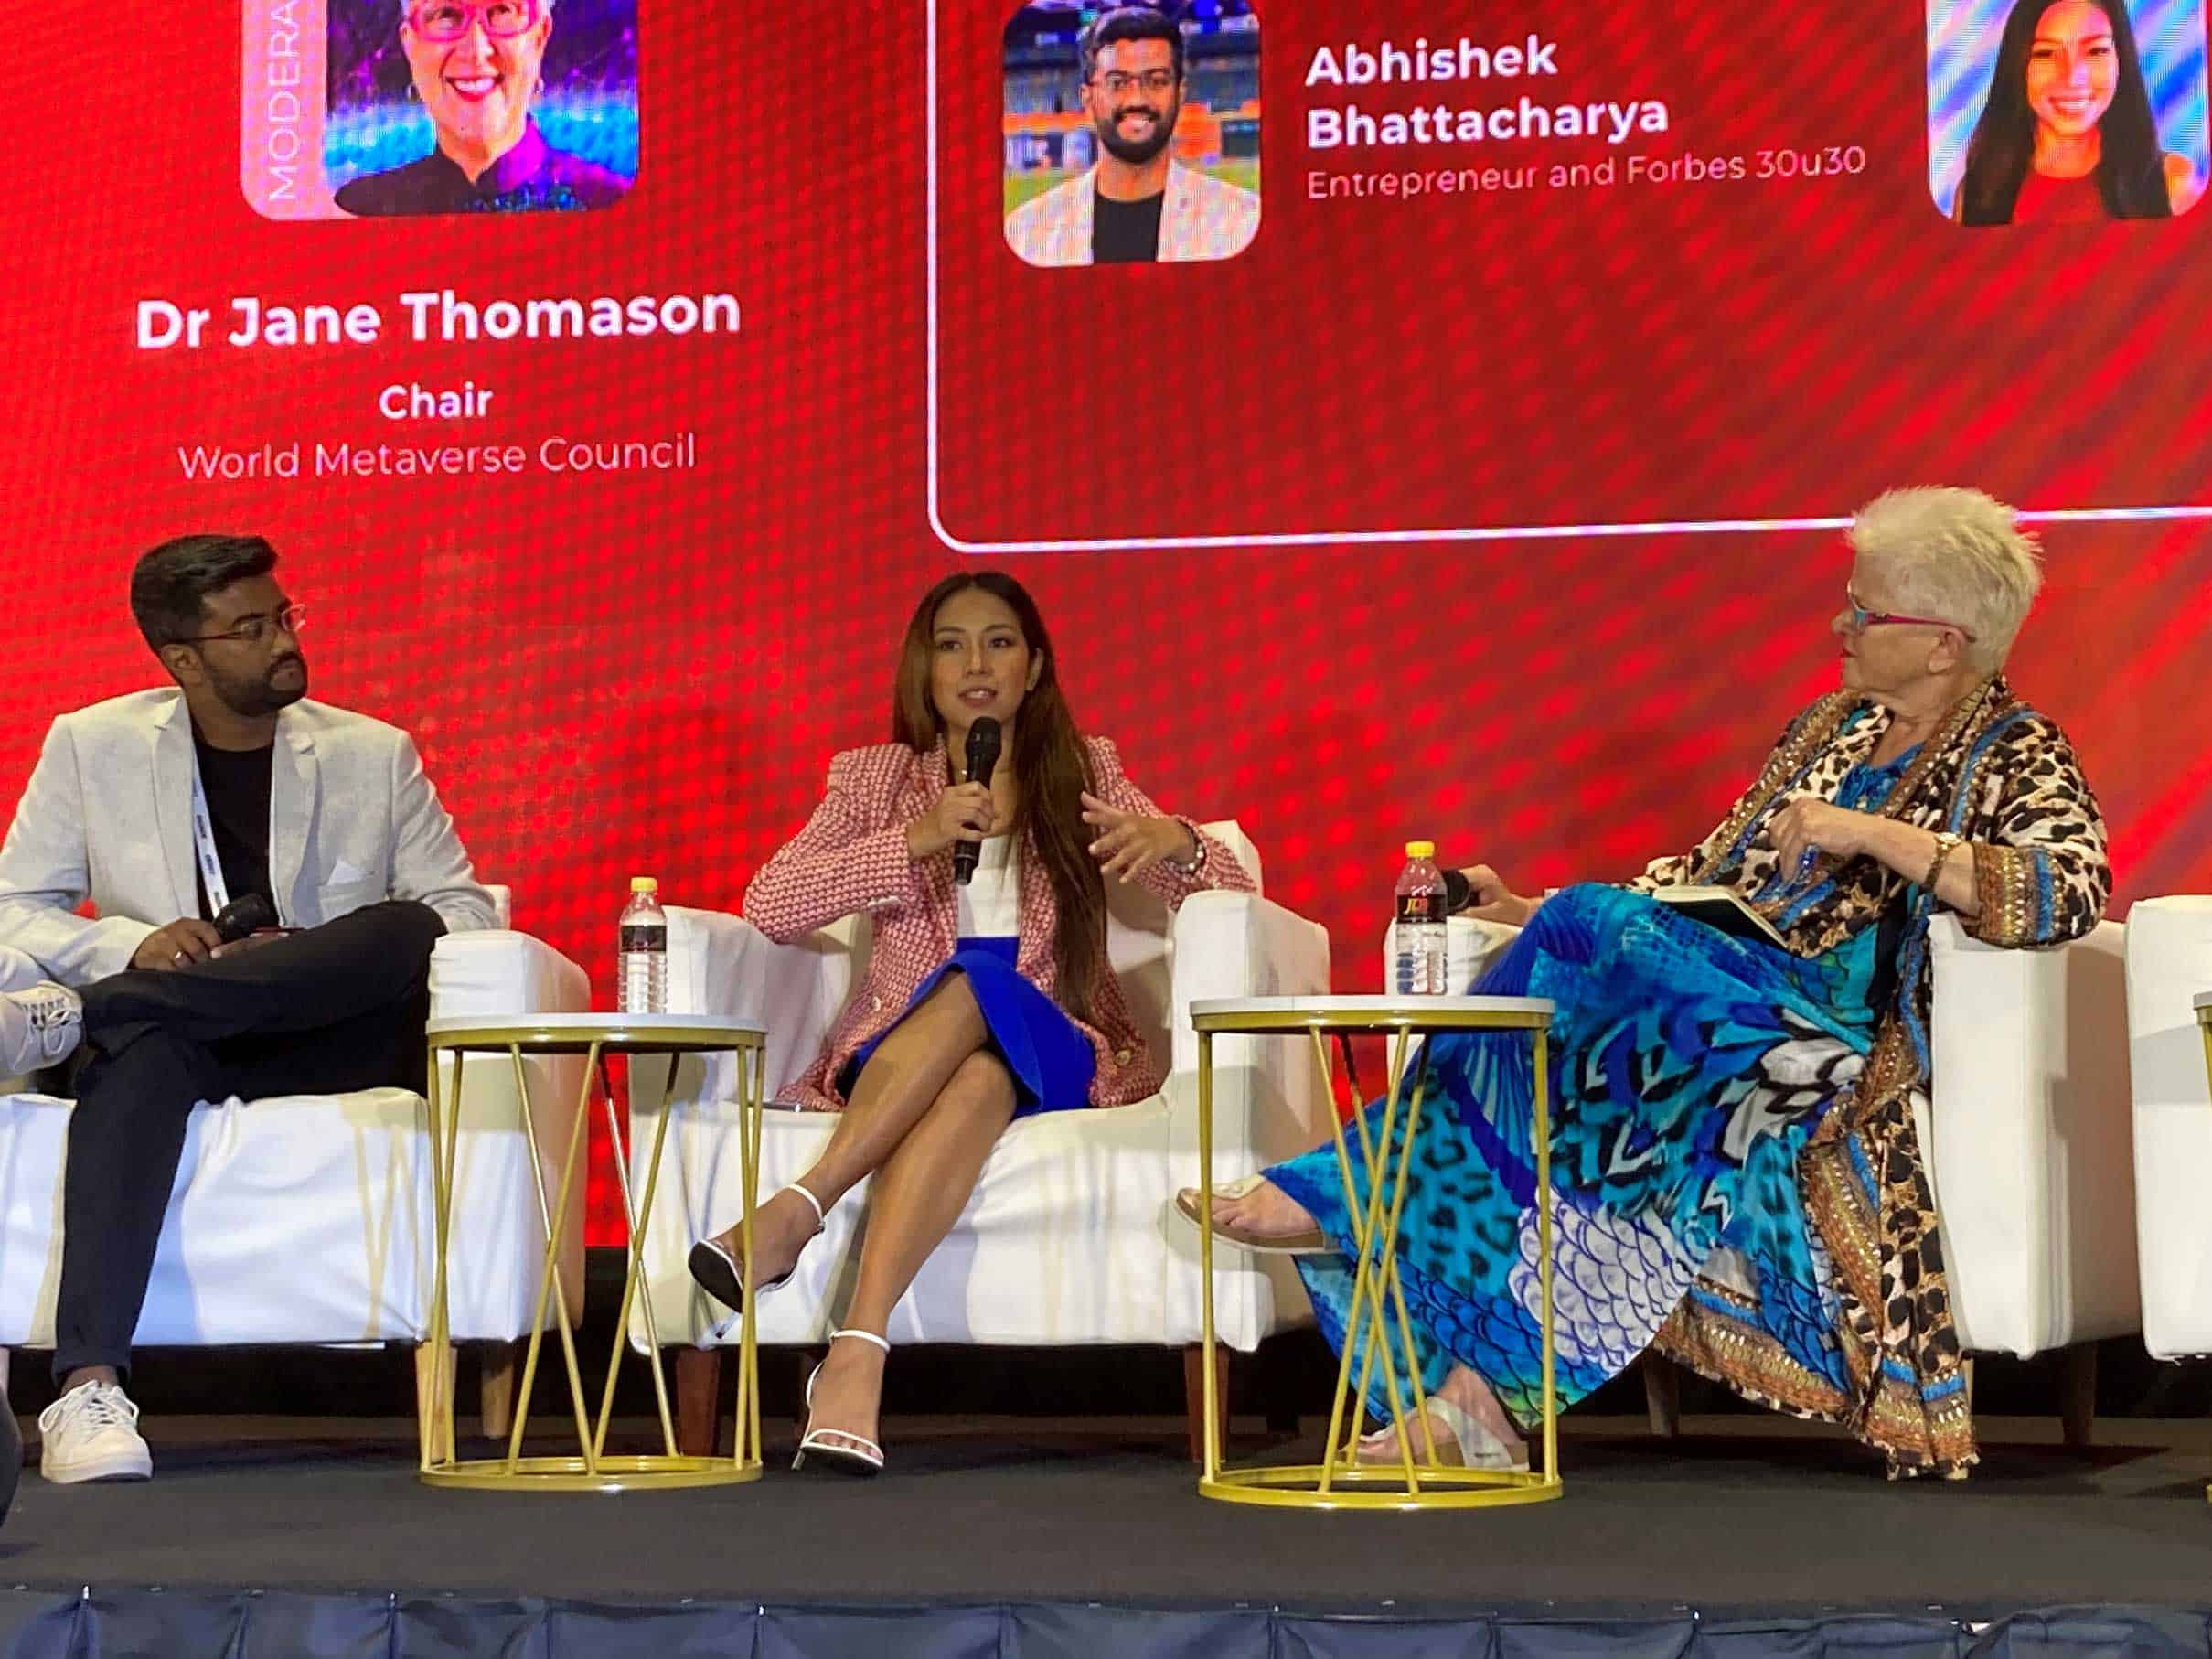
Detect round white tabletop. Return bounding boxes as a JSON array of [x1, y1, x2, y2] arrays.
[[1191, 994, 1553, 1019], [426, 1011, 765, 1054]]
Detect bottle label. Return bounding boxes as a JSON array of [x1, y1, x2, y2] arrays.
[[1394, 891, 1446, 926], [619, 925, 667, 953]]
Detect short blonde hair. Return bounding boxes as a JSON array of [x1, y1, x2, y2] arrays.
[[1846, 487, 2043, 672]]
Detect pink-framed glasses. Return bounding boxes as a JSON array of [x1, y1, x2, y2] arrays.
[[407, 0, 540, 43], [1842, 588, 1975, 642]]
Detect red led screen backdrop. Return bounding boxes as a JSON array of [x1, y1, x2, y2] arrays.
[[6, 0, 2210, 1234]]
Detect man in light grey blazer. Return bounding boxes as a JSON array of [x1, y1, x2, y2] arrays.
[[0, 532, 497, 1485]]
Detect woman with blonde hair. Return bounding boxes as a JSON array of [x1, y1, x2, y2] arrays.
[[1191, 488, 2110, 1480], [336, 0, 629, 216]]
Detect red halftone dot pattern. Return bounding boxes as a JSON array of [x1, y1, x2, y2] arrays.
[[4, 3, 2212, 1236]]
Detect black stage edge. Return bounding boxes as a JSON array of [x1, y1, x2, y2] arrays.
[[3, 1418, 2211, 1655]]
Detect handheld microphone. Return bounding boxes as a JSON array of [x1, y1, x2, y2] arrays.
[[212, 891, 279, 942], [1441, 869, 1474, 915], [952, 717, 1002, 887]]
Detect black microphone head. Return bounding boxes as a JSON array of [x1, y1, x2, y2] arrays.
[[1441, 868, 1472, 915], [213, 891, 279, 942], [965, 717, 1002, 785]]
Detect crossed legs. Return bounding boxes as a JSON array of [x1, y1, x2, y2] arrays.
[[705, 973, 1019, 1451]]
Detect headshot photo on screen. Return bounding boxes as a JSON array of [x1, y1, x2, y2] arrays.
[[1929, 0, 2207, 222], [326, 0, 637, 217], [1002, 2, 1260, 267]]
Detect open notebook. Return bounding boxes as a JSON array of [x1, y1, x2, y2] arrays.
[[1650, 885, 1788, 949]]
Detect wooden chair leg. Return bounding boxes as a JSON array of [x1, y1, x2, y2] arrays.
[[2060, 1343, 2098, 1450], [1642, 1355, 1682, 1438], [675, 1347, 721, 1458], [414, 1341, 454, 1464], [1183, 1343, 1231, 1464], [478, 1338, 523, 1441]]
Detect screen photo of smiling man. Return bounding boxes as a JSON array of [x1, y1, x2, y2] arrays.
[[1004, 5, 1261, 265]]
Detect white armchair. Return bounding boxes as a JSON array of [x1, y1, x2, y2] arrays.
[[2123, 896, 2212, 1361], [625, 824, 1332, 1456], [1411, 910, 2136, 1443], [0, 890, 590, 1435]]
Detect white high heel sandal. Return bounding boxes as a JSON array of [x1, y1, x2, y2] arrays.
[[793, 1328, 892, 1477], [1356, 1396, 1530, 1472], [687, 1183, 827, 1311]]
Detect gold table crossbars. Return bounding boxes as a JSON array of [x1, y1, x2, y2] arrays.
[[1191, 995, 1558, 1511], [419, 1013, 765, 1492]]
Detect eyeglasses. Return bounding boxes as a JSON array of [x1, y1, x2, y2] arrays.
[[406, 0, 540, 43], [180, 602, 307, 648], [1841, 589, 1974, 642], [1093, 69, 1179, 96]]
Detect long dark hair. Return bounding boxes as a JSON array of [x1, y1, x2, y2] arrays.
[[892, 572, 1108, 1025], [1957, 0, 2170, 223]]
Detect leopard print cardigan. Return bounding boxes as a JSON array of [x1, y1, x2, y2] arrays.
[[1633, 676, 2110, 1474]]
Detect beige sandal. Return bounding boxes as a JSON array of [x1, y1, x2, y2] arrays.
[[1174, 1176, 1329, 1255], [1357, 1397, 1529, 1472]]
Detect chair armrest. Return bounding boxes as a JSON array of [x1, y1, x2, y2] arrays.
[[2125, 895, 2212, 1359], [424, 928, 592, 1327], [1924, 915, 2135, 1354], [1375, 915, 1521, 995], [1164, 891, 1332, 1167], [664, 905, 860, 1102], [426, 928, 588, 1019]]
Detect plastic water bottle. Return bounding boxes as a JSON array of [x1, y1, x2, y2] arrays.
[[1393, 841, 1448, 996], [618, 876, 667, 1014]]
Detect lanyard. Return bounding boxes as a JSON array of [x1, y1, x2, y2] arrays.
[[188, 756, 230, 919]]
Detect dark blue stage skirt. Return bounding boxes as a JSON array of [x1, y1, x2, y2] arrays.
[[837, 937, 1095, 1116]]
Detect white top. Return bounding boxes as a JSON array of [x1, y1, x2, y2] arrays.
[[2194, 990, 2212, 1012], [957, 835, 1021, 940]]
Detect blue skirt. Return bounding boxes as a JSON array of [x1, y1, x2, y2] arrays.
[[837, 937, 1095, 1116]]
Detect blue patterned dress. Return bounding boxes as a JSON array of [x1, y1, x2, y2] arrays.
[[1269, 754, 1917, 1428]]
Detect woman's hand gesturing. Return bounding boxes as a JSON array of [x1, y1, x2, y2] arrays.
[[906, 781, 998, 860], [1081, 792, 1196, 883]]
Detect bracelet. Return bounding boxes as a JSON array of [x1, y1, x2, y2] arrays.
[[1922, 831, 1964, 890], [1169, 819, 1205, 876]]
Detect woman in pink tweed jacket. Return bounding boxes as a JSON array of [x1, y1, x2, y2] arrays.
[[689, 571, 1253, 1474]]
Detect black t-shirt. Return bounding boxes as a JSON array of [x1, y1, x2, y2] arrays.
[[192, 733, 274, 919], [1091, 188, 1166, 263]]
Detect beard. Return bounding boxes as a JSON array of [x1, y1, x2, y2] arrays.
[[209, 653, 308, 718], [1095, 97, 1180, 166]]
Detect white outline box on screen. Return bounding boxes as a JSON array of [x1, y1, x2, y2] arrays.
[[923, 0, 2212, 553]]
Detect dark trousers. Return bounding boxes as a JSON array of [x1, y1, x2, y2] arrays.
[[51, 901, 447, 1382]]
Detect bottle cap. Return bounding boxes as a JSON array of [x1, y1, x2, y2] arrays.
[[631, 875, 658, 892], [1405, 840, 1436, 859]]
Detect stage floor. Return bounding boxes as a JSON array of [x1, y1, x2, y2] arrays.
[[4, 1412, 2210, 1616]]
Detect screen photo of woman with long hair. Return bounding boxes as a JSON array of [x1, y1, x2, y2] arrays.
[[1953, 0, 2204, 222]]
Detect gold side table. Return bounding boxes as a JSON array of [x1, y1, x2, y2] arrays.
[[1190, 994, 1558, 1512], [2196, 990, 2212, 1505], [420, 1012, 765, 1492]]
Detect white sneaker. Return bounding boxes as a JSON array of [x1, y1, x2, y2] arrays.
[[37, 1380, 152, 1483], [0, 982, 82, 1076]]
